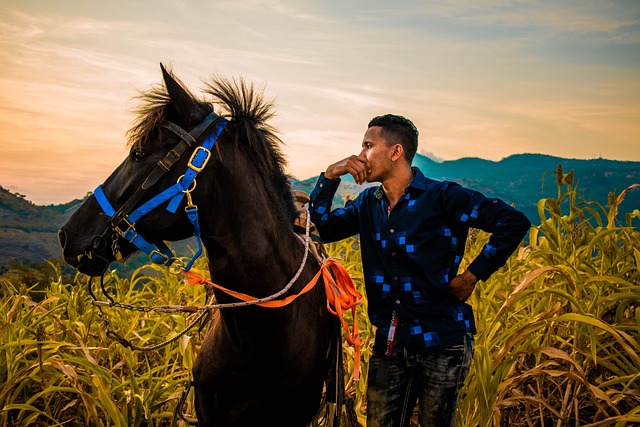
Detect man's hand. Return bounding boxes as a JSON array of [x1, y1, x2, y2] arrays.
[[449, 270, 479, 302], [325, 155, 370, 184]]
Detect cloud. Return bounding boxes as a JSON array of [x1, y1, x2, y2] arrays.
[[421, 151, 445, 162], [0, 0, 639, 204], [213, 0, 334, 23], [411, 0, 639, 34]]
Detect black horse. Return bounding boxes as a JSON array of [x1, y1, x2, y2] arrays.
[[58, 65, 336, 426]]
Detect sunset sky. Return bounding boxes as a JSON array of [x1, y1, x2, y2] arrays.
[[1, 0, 639, 205]]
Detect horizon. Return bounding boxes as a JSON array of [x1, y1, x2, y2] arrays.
[[3, 152, 638, 207], [1, 1, 639, 205]]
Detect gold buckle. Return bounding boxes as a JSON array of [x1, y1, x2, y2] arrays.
[[149, 249, 170, 265], [188, 146, 211, 173], [113, 217, 134, 236]]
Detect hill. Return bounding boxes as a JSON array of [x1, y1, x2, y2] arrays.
[[1, 153, 639, 273], [293, 153, 640, 226], [410, 153, 640, 226], [0, 187, 85, 268]]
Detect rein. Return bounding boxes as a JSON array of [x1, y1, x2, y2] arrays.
[[182, 258, 362, 381], [87, 207, 314, 352]]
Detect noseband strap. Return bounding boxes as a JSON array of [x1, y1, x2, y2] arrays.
[[94, 113, 228, 269], [94, 185, 177, 265]]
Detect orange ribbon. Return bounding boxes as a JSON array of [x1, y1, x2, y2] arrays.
[[319, 258, 363, 381]]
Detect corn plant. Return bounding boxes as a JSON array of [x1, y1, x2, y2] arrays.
[[1, 170, 639, 426], [457, 166, 640, 426], [0, 261, 208, 426]]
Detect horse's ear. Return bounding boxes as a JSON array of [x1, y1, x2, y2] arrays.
[[160, 63, 197, 120]]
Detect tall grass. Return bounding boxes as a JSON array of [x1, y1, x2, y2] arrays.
[[1, 172, 638, 426], [0, 263, 207, 426], [457, 168, 640, 427]]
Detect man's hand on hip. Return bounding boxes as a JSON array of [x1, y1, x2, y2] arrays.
[[449, 270, 479, 302]]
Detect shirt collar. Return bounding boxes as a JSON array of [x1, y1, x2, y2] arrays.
[[407, 167, 427, 191], [374, 167, 425, 200], [374, 186, 384, 200]]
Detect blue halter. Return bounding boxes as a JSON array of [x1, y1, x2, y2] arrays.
[[93, 114, 228, 272]]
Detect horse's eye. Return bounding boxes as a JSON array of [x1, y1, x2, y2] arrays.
[[132, 149, 148, 162]]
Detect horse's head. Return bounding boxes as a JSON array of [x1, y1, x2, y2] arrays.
[[58, 64, 220, 276], [59, 65, 300, 278]]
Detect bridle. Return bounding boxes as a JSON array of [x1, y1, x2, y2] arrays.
[[84, 109, 321, 348], [91, 112, 228, 273], [84, 110, 363, 390]]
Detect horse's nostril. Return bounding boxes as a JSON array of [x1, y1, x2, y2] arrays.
[[58, 229, 67, 249], [90, 236, 107, 251]]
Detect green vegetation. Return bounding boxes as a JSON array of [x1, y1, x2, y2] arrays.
[[456, 166, 640, 426], [0, 186, 83, 233], [0, 171, 638, 426], [1, 262, 205, 427]]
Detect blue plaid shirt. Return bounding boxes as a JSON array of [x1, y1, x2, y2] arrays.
[[310, 168, 530, 353]]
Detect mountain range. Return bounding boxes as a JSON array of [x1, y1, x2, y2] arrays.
[[1, 153, 638, 275]]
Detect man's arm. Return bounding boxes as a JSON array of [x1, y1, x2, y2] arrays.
[[445, 183, 531, 284], [466, 201, 530, 282], [309, 172, 363, 244]]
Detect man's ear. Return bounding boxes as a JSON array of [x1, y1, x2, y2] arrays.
[[391, 144, 404, 161]]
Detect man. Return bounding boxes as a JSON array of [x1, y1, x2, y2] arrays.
[[309, 114, 530, 427]]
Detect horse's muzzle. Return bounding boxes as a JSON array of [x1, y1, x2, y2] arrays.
[[58, 228, 77, 266], [58, 228, 111, 277]]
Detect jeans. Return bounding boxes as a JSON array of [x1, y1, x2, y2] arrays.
[[366, 333, 474, 427]]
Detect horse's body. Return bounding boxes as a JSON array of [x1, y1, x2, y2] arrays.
[[58, 65, 333, 426]]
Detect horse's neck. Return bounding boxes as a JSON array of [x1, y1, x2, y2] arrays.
[[201, 190, 306, 297]]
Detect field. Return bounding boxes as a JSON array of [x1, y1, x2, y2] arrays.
[[1, 172, 639, 426]]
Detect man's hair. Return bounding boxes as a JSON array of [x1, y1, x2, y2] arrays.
[[368, 114, 418, 163]]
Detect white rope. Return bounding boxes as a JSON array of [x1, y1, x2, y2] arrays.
[[185, 207, 313, 309]]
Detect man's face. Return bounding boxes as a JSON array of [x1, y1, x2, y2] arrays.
[[359, 126, 395, 183]]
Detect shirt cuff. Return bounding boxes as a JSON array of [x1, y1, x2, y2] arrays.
[[467, 255, 493, 282], [311, 172, 341, 201]]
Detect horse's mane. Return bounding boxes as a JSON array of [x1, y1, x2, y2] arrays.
[[126, 71, 299, 225], [204, 76, 285, 183], [205, 77, 300, 224]]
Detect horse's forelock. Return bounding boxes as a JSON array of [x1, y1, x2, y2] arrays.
[[126, 87, 171, 148], [126, 69, 211, 148]]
